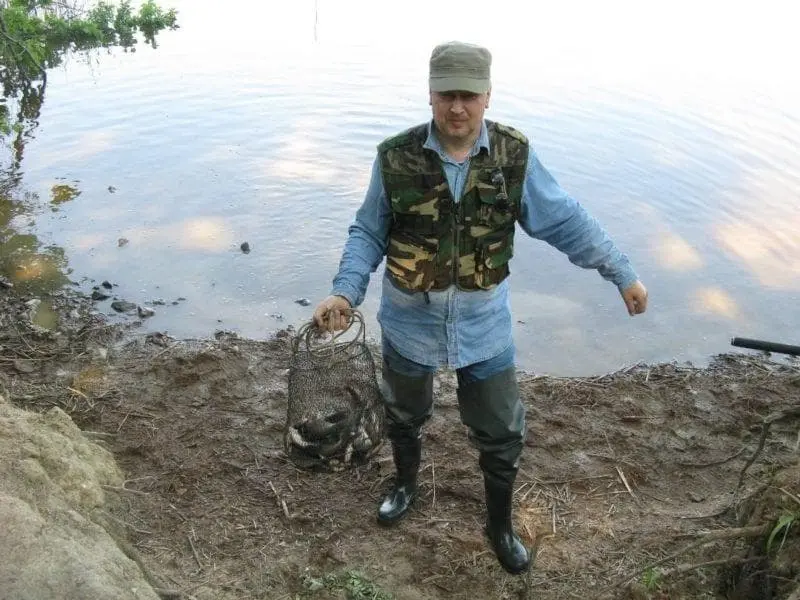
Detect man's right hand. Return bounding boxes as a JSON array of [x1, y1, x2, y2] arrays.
[[312, 295, 353, 333]]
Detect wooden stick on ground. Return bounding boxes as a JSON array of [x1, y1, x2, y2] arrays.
[[660, 556, 762, 578], [615, 466, 637, 500], [779, 487, 800, 508], [187, 533, 203, 571], [268, 480, 291, 519], [431, 458, 437, 511]]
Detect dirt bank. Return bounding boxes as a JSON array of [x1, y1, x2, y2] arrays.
[[1, 285, 798, 600]]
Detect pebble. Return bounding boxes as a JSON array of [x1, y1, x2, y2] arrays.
[[688, 491, 706, 503], [146, 332, 170, 347], [240, 241, 251, 254], [295, 298, 311, 307], [111, 300, 137, 313], [91, 290, 110, 301], [101, 281, 113, 289], [138, 306, 155, 318], [118, 237, 129, 247], [13, 359, 35, 374]]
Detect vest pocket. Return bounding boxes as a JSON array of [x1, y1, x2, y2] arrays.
[[476, 185, 514, 227], [474, 230, 513, 289], [387, 171, 446, 224], [386, 231, 439, 292]]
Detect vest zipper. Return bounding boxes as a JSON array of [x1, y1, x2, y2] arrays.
[[437, 161, 461, 290], [452, 195, 461, 288]]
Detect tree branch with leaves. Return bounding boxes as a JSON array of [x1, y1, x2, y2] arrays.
[[0, 0, 177, 170]]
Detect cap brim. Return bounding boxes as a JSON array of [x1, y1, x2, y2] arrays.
[[429, 76, 490, 94]]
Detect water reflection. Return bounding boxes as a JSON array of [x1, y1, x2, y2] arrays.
[[693, 288, 741, 321], [1, 0, 797, 375], [0, 12, 178, 300], [715, 155, 800, 293], [0, 194, 70, 295], [656, 233, 704, 272], [127, 217, 235, 253], [718, 218, 800, 292]]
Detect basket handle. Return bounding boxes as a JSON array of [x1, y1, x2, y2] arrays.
[[291, 309, 366, 357]]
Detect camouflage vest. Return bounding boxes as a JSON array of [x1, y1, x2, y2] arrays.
[[378, 120, 529, 292]]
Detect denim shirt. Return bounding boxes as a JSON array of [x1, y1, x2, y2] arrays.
[[330, 120, 638, 369]]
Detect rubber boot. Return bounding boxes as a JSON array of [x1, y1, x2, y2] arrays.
[[377, 432, 421, 525], [484, 474, 530, 574]]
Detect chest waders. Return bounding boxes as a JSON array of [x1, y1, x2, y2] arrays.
[[374, 122, 531, 574]]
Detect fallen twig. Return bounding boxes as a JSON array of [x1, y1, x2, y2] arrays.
[[187, 533, 203, 571], [268, 480, 291, 519], [615, 466, 637, 501], [431, 458, 437, 511], [116, 410, 131, 433], [151, 343, 177, 360], [103, 511, 152, 536], [778, 487, 800, 508], [9, 321, 42, 355], [660, 556, 762, 578], [678, 445, 746, 468], [101, 484, 148, 496], [67, 386, 89, 400], [169, 503, 188, 522], [537, 474, 613, 486]]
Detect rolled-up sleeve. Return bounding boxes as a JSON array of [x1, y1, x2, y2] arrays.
[[331, 157, 393, 306], [518, 148, 638, 290]]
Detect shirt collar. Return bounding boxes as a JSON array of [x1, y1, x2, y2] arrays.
[[423, 119, 490, 161]]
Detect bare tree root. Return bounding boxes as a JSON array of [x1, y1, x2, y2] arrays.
[[736, 406, 800, 495], [603, 524, 772, 593]]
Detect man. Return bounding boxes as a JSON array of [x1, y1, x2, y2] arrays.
[[313, 41, 648, 575]]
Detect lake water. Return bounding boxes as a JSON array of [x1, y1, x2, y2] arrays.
[[3, 0, 799, 375]]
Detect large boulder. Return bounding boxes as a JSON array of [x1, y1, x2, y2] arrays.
[[0, 393, 160, 600]]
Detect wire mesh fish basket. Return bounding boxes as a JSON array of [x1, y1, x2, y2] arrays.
[[285, 310, 385, 471]]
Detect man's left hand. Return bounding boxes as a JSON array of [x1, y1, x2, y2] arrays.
[[621, 281, 648, 316]]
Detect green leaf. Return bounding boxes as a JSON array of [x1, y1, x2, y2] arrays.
[[767, 513, 797, 554], [0, 0, 178, 161]]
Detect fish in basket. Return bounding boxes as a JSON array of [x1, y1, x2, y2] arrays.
[[284, 310, 385, 471]]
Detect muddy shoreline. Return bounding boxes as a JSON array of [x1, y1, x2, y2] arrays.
[[1, 284, 798, 599]]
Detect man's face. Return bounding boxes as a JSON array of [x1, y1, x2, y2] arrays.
[[430, 89, 491, 144]]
